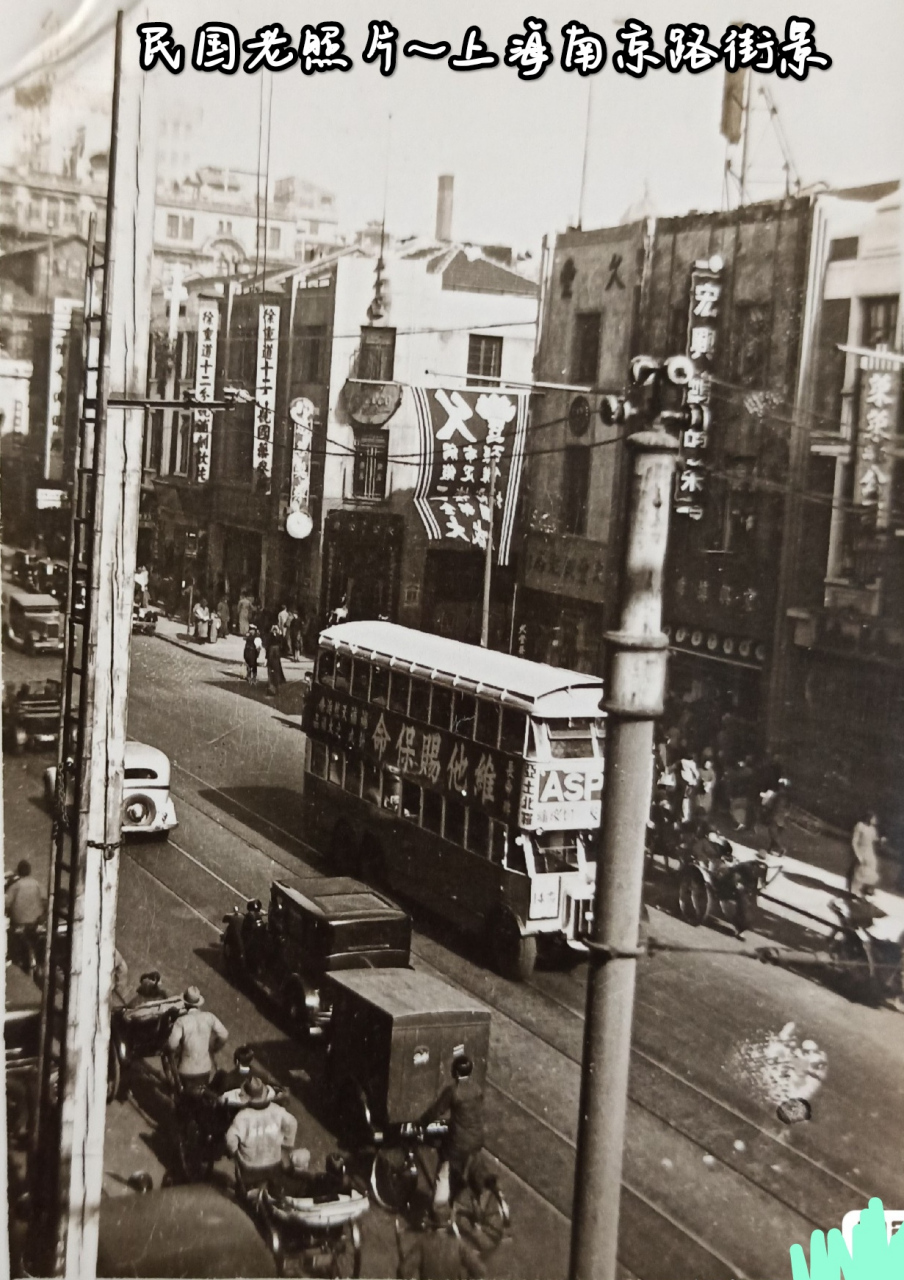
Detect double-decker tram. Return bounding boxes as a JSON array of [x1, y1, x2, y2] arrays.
[[302, 622, 605, 980]]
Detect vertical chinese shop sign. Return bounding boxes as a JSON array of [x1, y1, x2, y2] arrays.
[[411, 386, 529, 564], [254, 304, 280, 485], [855, 349, 901, 529], [193, 303, 218, 482], [675, 258, 723, 519]]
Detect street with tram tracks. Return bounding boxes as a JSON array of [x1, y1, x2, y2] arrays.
[[5, 633, 904, 1279]]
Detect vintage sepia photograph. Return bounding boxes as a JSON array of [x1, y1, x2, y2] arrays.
[[1, 1, 902, 1276]]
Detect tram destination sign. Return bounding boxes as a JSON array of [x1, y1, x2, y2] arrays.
[[306, 687, 522, 824], [518, 763, 603, 832]]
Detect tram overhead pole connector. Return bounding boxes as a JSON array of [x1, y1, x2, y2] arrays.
[[569, 356, 687, 1280]]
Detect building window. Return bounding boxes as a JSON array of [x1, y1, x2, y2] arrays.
[[731, 303, 771, 385], [563, 445, 590, 536], [309, 220, 319, 235], [166, 213, 179, 238], [358, 327, 396, 381], [46, 199, 59, 230], [353, 429, 389, 500], [181, 217, 194, 241], [269, 227, 281, 251], [573, 312, 602, 385], [862, 296, 899, 349], [217, 219, 233, 235], [28, 200, 42, 223], [297, 325, 325, 382], [62, 202, 77, 226], [813, 298, 851, 433], [145, 409, 164, 472], [467, 334, 503, 387]]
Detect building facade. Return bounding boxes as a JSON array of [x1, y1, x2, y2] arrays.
[[775, 184, 903, 835]]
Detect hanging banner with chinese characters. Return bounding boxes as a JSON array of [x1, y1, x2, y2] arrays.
[[411, 386, 529, 565], [855, 350, 901, 530], [286, 397, 315, 539], [254, 303, 280, 483], [45, 297, 82, 482], [192, 303, 218, 482], [675, 257, 723, 518]]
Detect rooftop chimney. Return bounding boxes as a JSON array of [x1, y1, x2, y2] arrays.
[[436, 175, 453, 242]]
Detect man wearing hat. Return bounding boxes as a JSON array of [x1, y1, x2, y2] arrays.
[[128, 971, 169, 1008], [396, 1203, 485, 1280], [224, 1076, 299, 1190], [212, 1044, 284, 1105], [166, 986, 229, 1090]]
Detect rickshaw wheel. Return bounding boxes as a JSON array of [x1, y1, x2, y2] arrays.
[[677, 868, 713, 926], [330, 1221, 361, 1279], [370, 1146, 417, 1212], [106, 1047, 121, 1104]]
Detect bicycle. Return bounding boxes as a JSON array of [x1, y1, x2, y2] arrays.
[[369, 1123, 509, 1249]]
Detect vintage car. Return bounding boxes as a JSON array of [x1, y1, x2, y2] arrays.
[[325, 968, 491, 1145], [2, 679, 61, 753], [44, 740, 178, 839], [221, 876, 412, 1038], [3, 588, 65, 655]]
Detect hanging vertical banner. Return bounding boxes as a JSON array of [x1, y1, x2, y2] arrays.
[[286, 396, 315, 540], [254, 303, 280, 483], [411, 386, 529, 565], [855, 349, 901, 530], [192, 302, 218, 482], [675, 256, 723, 519]]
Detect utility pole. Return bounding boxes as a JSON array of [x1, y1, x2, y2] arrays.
[[31, 14, 157, 1276], [738, 68, 752, 206], [569, 417, 679, 1280], [480, 453, 498, 647]]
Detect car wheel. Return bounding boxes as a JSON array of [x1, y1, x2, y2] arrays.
[[489, 908, 537, 981], [678, 868, 714, 926]]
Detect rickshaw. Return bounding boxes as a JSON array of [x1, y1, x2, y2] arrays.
[[107, 994, 187, 1102]]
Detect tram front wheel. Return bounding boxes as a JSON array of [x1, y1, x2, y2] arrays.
[[489, 909, 537, 982]]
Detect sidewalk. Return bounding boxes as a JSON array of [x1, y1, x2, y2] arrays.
[[153, 614, 313, 681]]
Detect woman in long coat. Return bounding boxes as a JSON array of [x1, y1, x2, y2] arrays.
[[266, 626, 287, 697], [236, 593, 253, 637]]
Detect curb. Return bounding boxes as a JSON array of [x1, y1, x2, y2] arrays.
[[153, 627, 314, 679]]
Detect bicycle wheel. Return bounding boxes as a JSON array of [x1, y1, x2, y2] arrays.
[[329, 1221, 362, 1279], [370, 1147, 418, 1212]]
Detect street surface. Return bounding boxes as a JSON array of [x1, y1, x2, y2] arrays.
[[5, 633, 904, 1279]]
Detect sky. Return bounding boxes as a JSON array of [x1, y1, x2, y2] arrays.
[[0, 0, 902, 255]]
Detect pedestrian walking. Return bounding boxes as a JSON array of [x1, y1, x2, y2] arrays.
[[848, 812, 882, 897], [696, 753, 716, 817], [216, 596, 230, 639], [165, 985, 228, 1089], [224, 1076, 298, 1190], [243, 626, 263, 685], [266, 625, 287, 698], [237, 592, 253, 637], [277, 603, 292, 654], [288, 605, 304, 660]]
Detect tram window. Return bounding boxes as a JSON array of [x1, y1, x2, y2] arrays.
[[430, 686, 453, 731], [389, 671, 410, 714], [382, 770, 401, 813], [490, 820, 508, 864], [546, 720, 596, 758], [526, 722, 547, 759], [444, 797, 466, 846], [309, 740, 328, 778], [466, 808, 490, 856], [328, 750, 344, 787], [334, 654, 352, 691], [504, 833, 529, 875], [317, 651, 335, 686], [475, 701, 500, 748], [363, 760, 382, 806], [452, 691, 476, 739], [581, 828, 600, 863], [409, 679, 431, 723], [535, 831, 580, 873], [422, 789, 442, 834], [371, 665, 390, 706], [344, 756, 363, 797], [500, 708, 527, 756], [351, 659, 371, 701], [401, 780, 421, 822]]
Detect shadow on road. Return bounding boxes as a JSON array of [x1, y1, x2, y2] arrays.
[[197, 785, 319, 866], [206, 676, 308, 716]]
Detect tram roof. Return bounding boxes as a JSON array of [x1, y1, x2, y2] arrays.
[[319, 622, 604, 713]]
